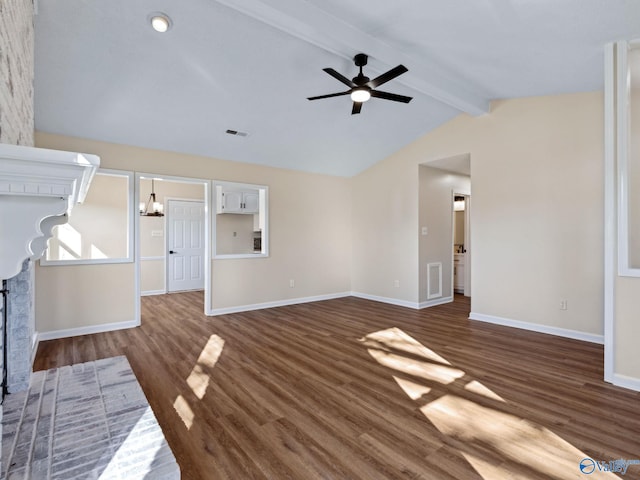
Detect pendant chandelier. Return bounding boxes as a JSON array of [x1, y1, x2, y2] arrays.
[[140, 179, 164, 216]]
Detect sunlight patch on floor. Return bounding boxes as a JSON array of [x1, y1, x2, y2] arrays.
[[174, 334, 225, 430], [362, 327, 451, 365], [368, 347, 465, 384], [393, 376, 432, 400], [361, 328, 618, 479], [186, 334, 225, 399], [173, 395, 195, 429], [464, 380, 505, 402]]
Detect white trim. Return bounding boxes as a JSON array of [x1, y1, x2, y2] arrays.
[[214, 253, 269, 259], [350, 292, 420, 310], [611, 373, 640, 392], [134, 172, 141, 332], [40, 169, 135, 266], [140, 256, 164, 261], [419, 296, 453, 309], [40, 257, 134, 266], [604, 42, 617, 382], [616, 41, 640, 277], [426, 262, 443, 300], [463, 194, 471, 297], [207, 292, 351, 316], [469, 312, 604, 344], [212, 180, 269, 259], [135, 173, 211, 322], [205, 181, 213, 315], [31, 332, 39, 370], [141, 289, 166, 297], [38, 319, 139, 341]]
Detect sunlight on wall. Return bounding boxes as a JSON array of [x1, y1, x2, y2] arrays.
[[45, 172, 130, 262], [360, 328, 617, 479], [56, 223, 82, 259], [51, 223, 108, 260]]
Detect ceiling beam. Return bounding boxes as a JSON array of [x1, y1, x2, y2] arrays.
[[214, 0, 489, 116]]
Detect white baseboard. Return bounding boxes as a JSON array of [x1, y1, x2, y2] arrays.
[[141, 289, 166, 296], [208, 292, 351, 316], [611, 373, 640, 392], [350, 292, 420, 310], [31, 332, 39, 369], [469, 312, 604, 344], [38, 319, 139, 341], [419, 296, 453, 309]]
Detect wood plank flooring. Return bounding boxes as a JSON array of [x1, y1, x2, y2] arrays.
[[34, 293, 640, 479]]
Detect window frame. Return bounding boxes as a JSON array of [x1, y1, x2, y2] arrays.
[[40, 169, 135, 266], [213, 180, 269, 259]]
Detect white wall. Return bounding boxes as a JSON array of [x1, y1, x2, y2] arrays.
[[35, 132, 352, 331], [418, 166, 470, 303], [353, 92, 604, 337], [216, 214, 255, 255], [351, 159, 420, 303]]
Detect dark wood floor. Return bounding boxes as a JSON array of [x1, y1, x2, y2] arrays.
[[34, 293, 640, 479]]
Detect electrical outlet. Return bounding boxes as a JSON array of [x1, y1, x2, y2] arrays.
[[393, 280, 400, 288], [560, 299, 568, 310], [289, 279, 295, 288]]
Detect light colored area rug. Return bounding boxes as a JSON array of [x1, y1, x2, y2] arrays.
[[1, 356, 179, 479]]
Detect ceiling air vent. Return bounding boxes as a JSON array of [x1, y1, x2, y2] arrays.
[[225, 129, 249, 137]]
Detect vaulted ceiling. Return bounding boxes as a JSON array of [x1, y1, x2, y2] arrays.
[[34, 0, 640, 176]]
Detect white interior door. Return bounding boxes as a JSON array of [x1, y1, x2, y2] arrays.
[[167, 200, 205, 292]]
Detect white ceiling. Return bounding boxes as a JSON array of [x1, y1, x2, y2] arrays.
[[34, 0, 640, 177]]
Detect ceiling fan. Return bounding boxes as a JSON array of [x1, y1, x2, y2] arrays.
[[307, 53, 412, 115]]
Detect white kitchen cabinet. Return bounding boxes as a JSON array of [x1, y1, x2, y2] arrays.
[[217, 188, 259, 214], [242, 191, 259, 213]]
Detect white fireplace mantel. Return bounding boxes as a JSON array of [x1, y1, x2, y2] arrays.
[[0, 143, 100, 279]]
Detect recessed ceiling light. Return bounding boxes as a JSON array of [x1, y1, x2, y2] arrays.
[[149, 12, 172, 33]]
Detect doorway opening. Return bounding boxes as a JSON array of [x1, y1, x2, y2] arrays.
[[136, 174, 210, 321], [453, 193, 470, 297]]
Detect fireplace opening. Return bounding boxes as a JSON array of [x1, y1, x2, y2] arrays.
[[1, 279, 7, 401]]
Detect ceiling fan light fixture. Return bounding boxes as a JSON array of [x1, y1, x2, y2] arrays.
[[149, 13, 172, 33], [351, 88, 371, 103], [308, 54, 411, 114]]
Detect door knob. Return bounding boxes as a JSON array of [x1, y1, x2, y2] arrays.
[[169, 250, 176, 254]]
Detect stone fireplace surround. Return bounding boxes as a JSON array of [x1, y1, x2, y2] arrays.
[[0, 143, 99, 475], [0, 143, 100, 394], [0, 144, 180, 478]]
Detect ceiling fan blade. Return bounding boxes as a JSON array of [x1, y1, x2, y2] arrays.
[[368, 65, 408, 88], [371, 90, 413, 103], [351, 101, 363, 115], [307, 90, 351, 101], [323, 68, 356, 88]]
